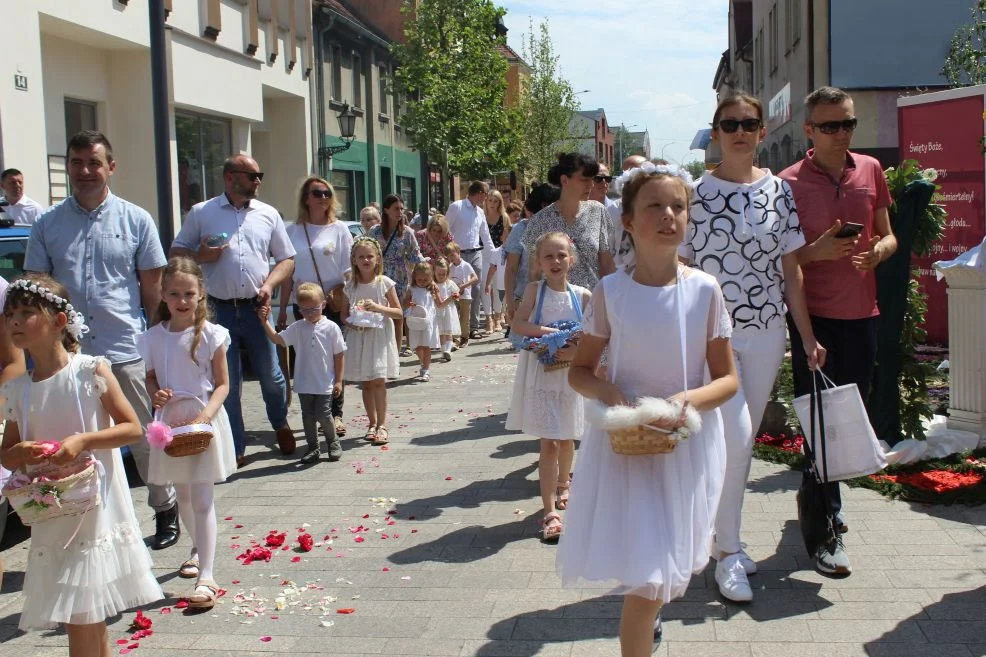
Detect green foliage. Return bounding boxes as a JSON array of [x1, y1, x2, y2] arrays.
[[684, 160, 707, 181], [391, 0, 516, 179], [516, 18, 579, 182], [942, 0, 986, 87], [882, 159, 947, 440]]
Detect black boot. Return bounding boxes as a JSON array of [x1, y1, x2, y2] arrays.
[[152, 504, 180, 550]]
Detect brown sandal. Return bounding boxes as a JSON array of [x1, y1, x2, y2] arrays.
[[540, 512, 563, 543], [186, 579, 219, 610], [555, 480, 571, 511], [372, 426, 389, 445], [178, 558, 199, 579]]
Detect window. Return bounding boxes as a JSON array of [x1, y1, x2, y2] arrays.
[[352, 52, 362, 108], [331, 44, 343, 101], [378, 65, 389, 115], [398, 176, 416, 213], [792, 0, 802, 44], [785, 0, 793, 52], [330, 171, 352, 222], [175, 112, 232, 217], [64, 98, 97, 140], [769, 6, 778, 74]]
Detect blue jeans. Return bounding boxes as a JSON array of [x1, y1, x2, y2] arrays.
[[212, 299, 289, 456]]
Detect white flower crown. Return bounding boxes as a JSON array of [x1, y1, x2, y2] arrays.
[[612, 161, 694, 196], [8, 279, 89, 341]]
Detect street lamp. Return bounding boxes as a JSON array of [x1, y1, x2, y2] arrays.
[[317, 102, 358, 170]]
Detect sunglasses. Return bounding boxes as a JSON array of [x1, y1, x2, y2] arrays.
[[308, 189, 332, 199], [715, 118, 763, 134], [594, 175, 613, 183], [231, 170, 265, 182], [811, 118, 858, 134]]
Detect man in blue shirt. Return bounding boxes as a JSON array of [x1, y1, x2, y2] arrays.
[[25, 130, 178, 550]]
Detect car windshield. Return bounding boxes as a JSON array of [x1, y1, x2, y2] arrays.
[[0, 237, 27, 282]]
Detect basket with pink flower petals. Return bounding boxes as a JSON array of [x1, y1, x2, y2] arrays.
[[1, 453, 102, 526]]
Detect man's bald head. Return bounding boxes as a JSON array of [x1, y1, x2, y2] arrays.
[[223, 154, 262, 200], [622, 154, 646, 171]]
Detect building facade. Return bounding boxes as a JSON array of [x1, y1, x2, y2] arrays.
[[313, 0, 424, 221], [569, 109, 614, 169], [714, 0, 970, 171], [1, 0, 313, 234]]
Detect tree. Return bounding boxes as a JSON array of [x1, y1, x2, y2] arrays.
[[942, 0, 986, 86], [391, 0, 516, 183], [684, 160, 707, 180], [516, 18, 579, 182]]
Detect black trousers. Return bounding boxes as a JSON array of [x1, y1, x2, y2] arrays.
[[787, 313, 879, 515], [292, 304, 345, 419]]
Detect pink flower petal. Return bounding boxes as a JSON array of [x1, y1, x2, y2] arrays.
[[231, 580, 241, 584], [160, 608, 171, 614], [224, 516, 234, 520], [260, 635, 272, 642], [382, 567, 390, 572], [117, 639, 129, 645], [175, 600, 189, 609], [120, 649, 131, 655], [234, 524, 244, 529], [291, 556, 301, 563], [445, 476, 453, 480], [354, 536, 365, 543]]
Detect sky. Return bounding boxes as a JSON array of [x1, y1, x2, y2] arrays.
[[498, 0, 728, 167]]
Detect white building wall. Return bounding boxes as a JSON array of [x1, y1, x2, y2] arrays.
[[0, 0, 311, 231]]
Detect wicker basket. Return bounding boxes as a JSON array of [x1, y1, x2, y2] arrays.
[[2, 455, 101, 526], [608, 424, 679, 456], [405, 305, 432, 331], [158, 393, 214, 458], [542, 360, 571, 372]]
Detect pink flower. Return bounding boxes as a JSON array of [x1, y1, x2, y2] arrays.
[[146, 421, 173, 450]]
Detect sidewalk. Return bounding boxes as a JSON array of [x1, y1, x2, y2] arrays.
[[2, 333, 986, 656]]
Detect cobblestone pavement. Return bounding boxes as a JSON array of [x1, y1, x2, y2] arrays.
[[3, 333, 986, 656]]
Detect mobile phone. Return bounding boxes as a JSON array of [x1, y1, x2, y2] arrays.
[[835, 222, 864, 239]]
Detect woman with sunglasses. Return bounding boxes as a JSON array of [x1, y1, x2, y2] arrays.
[[681, 93, 824, 604], [369, 194, 425, 357], [278, 176, 354, 447]]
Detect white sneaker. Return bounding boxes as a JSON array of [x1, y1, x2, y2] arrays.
[[420, 370, 431, 382], [715, 552, 753, 602], [713, 542, 757, 575]]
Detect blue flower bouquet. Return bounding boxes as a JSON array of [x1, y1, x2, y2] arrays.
[[516, 320, 583, 371]]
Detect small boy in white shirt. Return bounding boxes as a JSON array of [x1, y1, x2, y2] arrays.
[[444, 241, 478, 347], [260, 283, 346, 464]]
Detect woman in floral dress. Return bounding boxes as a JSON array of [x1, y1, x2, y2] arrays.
[[369, 194, 424, 356]]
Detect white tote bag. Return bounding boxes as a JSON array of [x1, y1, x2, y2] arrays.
[[792, 371, 887, 482]]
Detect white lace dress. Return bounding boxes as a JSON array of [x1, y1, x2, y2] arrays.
[[344, 276, 399, 381], [406, 286, 440, 350], [136, 321, 237, 484], [556, 268, 732, 603], [2, 355, 163, 630], [435, 280, 461, 336], [505, 283, 589, 439]]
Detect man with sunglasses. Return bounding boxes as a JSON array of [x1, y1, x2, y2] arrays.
[[173, 155, 297, 467], [779, 86, 896, 578]]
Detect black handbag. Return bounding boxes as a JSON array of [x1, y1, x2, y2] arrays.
[[796, 371, 838, 556]]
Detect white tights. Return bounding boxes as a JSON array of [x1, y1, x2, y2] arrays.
[[175, 482, 217, 583], [714, 327, 787, 555]]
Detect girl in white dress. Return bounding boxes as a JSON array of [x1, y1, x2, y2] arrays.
[[403, 262, 441, 381], [136, 257, 235, 611], [341, 237, 403, 445], [507, 232, 590, 543], [558, 166, 738, 657], [433, 258, 461, 361], [0, 274, 163, 653]]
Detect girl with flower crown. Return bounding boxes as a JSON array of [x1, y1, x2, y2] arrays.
[[0, 273, 162, 655], [136, 256, 236, 611], [683, 94, 824, 602], [557, 165, 738, 656]]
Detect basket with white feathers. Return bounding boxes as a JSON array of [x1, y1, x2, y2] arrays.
[[585, 397, 702, 455]]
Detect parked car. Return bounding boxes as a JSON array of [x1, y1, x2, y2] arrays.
[[0, 224, 28, 542]]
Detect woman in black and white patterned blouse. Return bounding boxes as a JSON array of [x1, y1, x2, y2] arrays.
[[522, 153, 616, 289], [681, 93, 825, 604]]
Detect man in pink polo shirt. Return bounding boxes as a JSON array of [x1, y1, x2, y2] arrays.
[[780, 86, 897, 578]]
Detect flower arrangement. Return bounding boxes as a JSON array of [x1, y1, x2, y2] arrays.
[[1, 454, 101, 525], [146, 421, 173, 450], [513, 320, 583, 367]]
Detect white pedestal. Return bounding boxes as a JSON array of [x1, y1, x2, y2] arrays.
[[941, 270, 986, 446]]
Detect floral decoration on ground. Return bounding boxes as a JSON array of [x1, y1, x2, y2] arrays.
[[754, 432, 986, 505]]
